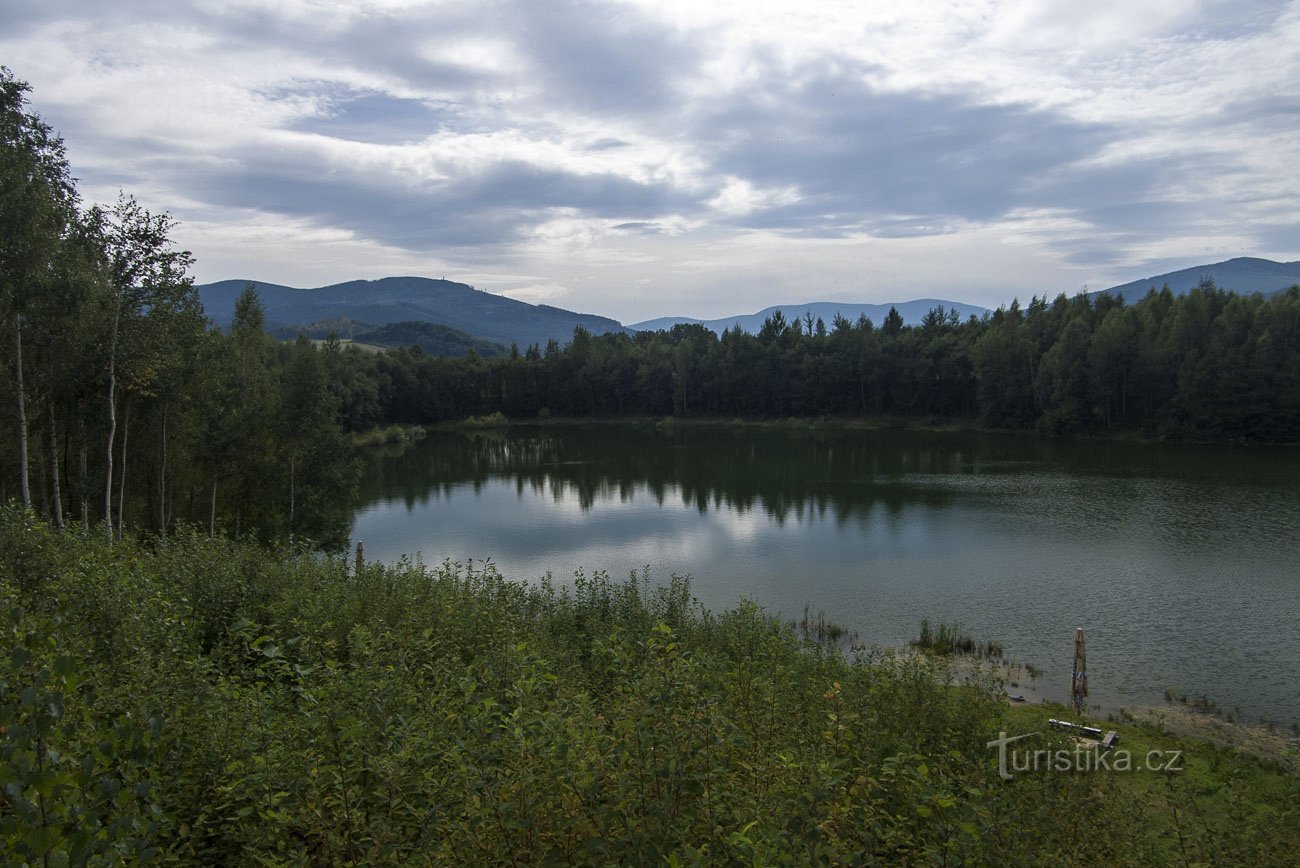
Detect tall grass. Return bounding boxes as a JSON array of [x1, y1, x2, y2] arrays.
[[913, 618, 1005, 659], [792, 604, 861, 648]]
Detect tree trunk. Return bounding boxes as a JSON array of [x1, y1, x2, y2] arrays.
[[104, 375, 116, 534], [36, 433, 49, 517], [288, 455, 296, 529], [14, 313, 31, 509], [158, 404, 168, 535], [1121, 366, 1128, 420], [167, 473, 177, 530], [116, 399, 129, 537], [48, 402, 64, 530], [103, 307, 119, 538], [78, 405, 89, 530]]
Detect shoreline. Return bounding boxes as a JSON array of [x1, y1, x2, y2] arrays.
[[908, 649, 1300, 763], [348, 420, 1300, 755], [358, 413, 1299, 447]]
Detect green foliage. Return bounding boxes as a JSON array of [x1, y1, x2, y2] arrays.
[[0, 508, 1294, 864], [268, 319, 509, 358], [914, 619, 1005, 659], [326, 287, 1300, 444], [355, 320, 508, 357], [2, 74, 359, 548], [1, 598, 165, 863]]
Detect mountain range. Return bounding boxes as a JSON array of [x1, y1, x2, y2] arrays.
[[631, 258, 1300, 334], [196, 277, 627, 350], [1090, 257, 1300, 302], [196, 257, 1300, 353], [628, 299, 992, 335]]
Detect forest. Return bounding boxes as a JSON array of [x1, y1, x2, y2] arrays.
[[1, 70, 357, 549], [325, 281, 1300, 444]]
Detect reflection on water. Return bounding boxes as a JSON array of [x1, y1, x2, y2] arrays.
[[352, 425, 1300, 725]]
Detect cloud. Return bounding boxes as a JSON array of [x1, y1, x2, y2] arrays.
[[177, 141, 699, 250], [1, 0, 1296, 322], [501, 0, 704, 116], [498, 282, 572, 303], [692, 64, 1120, 233], [287, 90, 455, 144]]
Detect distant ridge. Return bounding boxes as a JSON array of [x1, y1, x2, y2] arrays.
[[631, 258, 1300, 335], [630, 299, 991, 334], [196, 276, 627, 349], [198, 257, 1300, 350], [1095, 257, 1300, 302]]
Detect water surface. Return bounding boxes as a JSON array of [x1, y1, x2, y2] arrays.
[[352, 425, 1300, 724]]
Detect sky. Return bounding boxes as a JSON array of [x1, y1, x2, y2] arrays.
[[3, 0, 1298, 324]]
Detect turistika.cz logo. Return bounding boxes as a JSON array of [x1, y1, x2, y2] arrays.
[[986, 731, 1184, 781]]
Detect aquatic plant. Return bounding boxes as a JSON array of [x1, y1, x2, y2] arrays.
[[912, 618, 1004, 659]]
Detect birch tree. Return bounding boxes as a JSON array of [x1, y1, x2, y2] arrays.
[[0, 68, 76, 509], [94, 195, 197, 535]]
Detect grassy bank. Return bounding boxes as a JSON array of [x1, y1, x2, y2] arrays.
[[1, 507, 1295, 865]]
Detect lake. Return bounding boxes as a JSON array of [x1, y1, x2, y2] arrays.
[[351, 424, 1300, 725]]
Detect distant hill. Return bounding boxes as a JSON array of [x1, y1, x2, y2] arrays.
[[1095, 257, 1300, 302], [355, 321, 508, 357], [266, 317, 376, 341], [268, 319, 508, 358], [630, 299, 991, 335], [196, 277, 627, 349]]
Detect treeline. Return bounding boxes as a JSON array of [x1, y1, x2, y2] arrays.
[[1, 70, 356, 547], [320, 283, 1300, 442]]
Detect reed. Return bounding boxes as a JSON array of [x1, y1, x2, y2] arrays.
[[912, 618, 1005, 659]]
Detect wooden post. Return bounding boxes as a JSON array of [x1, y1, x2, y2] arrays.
[[1071, 627, 1088, 714], [354, 540, 364, 574]]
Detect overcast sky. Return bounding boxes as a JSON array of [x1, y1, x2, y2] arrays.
[[3, 1, 1298, 322]]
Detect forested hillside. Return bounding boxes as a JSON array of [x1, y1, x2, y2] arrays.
[[1097, 256, 1300, 302], [349, 320, 508, 357], [196, 276, 629, 348], [267, 320, 508, 358]]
